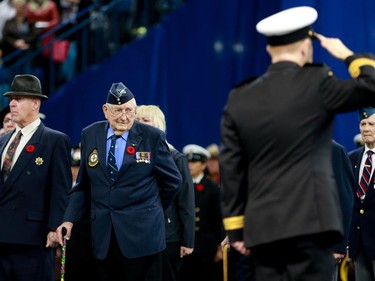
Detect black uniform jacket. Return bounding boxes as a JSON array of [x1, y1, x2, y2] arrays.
[[221, 54, 375, 248]]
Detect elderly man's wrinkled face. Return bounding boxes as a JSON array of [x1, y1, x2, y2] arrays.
[[360, 114, 375, 148], [103, 99, 137, 135], [9, 96, 41, 128]]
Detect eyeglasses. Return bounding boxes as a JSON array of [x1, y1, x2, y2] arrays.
[[106, 104, 135, 117]]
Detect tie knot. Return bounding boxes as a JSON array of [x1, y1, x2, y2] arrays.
[[368, 151, 374, 157], [16, 130, 22, 138], [111, 134, 120, 141]]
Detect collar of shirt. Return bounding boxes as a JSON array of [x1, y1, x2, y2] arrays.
[[16, 118, 41, 138], [106, 127, 129, 141], [193, 173, 204, 184], [359, 148, 375, 198], [2, 118, 41, 168]]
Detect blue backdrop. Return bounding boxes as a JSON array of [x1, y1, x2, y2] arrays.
[[41, 0, 375, 152]]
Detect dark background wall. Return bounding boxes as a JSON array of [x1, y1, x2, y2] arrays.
[[41, 0, 375, 152]]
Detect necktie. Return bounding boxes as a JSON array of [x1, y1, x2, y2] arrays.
[[357, 150, 374, 198], [2, 130, 22, 182], [107, 134, 120, 181]]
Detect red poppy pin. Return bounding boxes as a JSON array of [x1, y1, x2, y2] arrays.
[[26, 145, 35, 153], [196, 184, 204, 192], [126, 146, 135, 155]]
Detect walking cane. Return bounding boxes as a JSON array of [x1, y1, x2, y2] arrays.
[[339, 255, 349, 281], [223, 243, 230, 281], [60, 228, 67, 281]]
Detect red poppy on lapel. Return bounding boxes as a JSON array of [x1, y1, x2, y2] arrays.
[[196, 184, 204, 192], [26, 145, 35, 152], [126, 146, 135, 155]]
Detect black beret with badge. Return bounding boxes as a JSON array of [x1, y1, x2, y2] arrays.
[[3, 74, 48, 99], [256, 6, 318, 46], [183, 144, 211, 163], [106, 82, 134, 105], [359, 107, 375, 121]]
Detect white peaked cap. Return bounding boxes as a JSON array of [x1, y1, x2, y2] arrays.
[[256, 6, 318, 46]]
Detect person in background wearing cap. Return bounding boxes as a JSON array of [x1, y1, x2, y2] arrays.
[[348, 108, 375, 281], [206, 143, 220, 184], [0, 74, 72, 280], [180, 144, 224, 281], [220, 5, 375, 281], [54, 83, 182, 281], [0, 105, 16, 136], [136, 105, 195, 281]]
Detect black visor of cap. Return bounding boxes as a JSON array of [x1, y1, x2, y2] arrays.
[[187, 153, 208, 162], [267, 26, 316, 46]]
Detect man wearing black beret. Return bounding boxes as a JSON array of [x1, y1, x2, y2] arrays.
[[55, 82, 182, 281]]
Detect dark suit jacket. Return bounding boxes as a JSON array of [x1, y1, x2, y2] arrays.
[[331, 140, 354, 253], [64, 120, 182, 259], [348, 147, 375, 259], [165, 148, 195, 248], [193, 176, 224, 254], [220, 54, 375, 248], [0, 123, 72, 246]]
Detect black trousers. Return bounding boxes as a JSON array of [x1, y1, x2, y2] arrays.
[[0, 243, 55, 281], [162, 241, 182, 281], [95, 231, 163, 281], [251, 234, 335, 281]]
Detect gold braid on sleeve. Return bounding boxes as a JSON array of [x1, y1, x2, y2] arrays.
[[223, 215, 245, 230], [348, 58, 375, 78]]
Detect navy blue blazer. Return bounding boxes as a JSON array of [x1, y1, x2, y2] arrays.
[[165, 148, 195, 248], [331, 140, 354, 253], [0, 123, 72, 246], [348, 147, 375, 259], [64, 120, 182, 259]]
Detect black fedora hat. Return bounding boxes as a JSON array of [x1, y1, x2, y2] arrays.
[[3, 74, 48, 99]]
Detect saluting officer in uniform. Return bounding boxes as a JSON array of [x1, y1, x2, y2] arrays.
[[180, 144, 224, 281], [220, 6, 375, 281]]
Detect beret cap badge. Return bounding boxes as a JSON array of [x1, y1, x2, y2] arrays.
[[359, 107, 375, 122], [106, 82, 134, 105]]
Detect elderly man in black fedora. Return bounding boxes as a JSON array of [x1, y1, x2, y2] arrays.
[[0, 74, 72, 281]]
